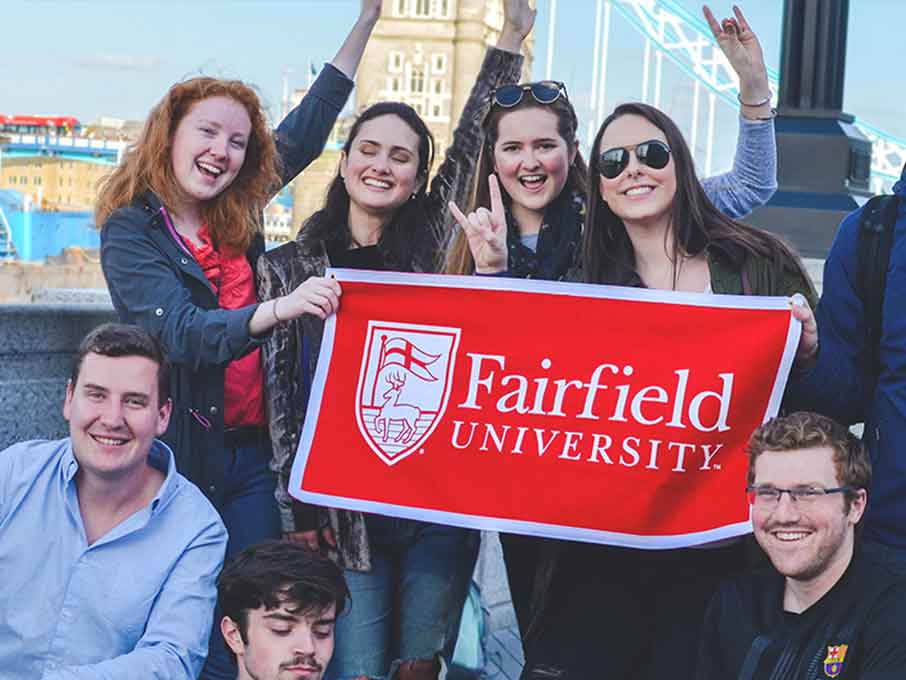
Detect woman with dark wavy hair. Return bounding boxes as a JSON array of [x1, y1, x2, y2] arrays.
[[257, 3, 534, 677], [97, 4, 382, 678]]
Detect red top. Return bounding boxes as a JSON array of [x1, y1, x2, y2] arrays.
[[185, 225, 265, 428]]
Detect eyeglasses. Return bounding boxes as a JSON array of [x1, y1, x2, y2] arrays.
[[598, 140, 672, 180], [490, 81, 569, 109], [745, 485, 855, 508]]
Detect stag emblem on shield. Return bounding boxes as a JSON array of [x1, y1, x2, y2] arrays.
[[356, 321, 461, 466], [375, 371, 421, 443]]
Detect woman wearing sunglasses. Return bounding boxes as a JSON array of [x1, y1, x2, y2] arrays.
[[256, 2, 535, 678], [446, 5, 816, 676], [446, 6, 778, 282], [454, 18, 822, 680], [454, 110, 819, 680]]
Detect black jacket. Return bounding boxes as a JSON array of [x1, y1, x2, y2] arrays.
[[100, 65, 354, 507], [696, 547, 906, 680]]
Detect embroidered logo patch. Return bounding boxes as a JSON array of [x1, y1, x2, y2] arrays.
[[823, 644, 848, 678]]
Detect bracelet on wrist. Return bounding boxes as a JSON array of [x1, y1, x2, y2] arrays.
[[737, 92, 772, 108], [272, 298, 284, 323], [742, 107, 778, 122]]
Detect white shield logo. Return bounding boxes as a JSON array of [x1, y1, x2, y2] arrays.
[[356, 321, 461, 466]]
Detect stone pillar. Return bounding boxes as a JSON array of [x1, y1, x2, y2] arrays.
[[0, 304, 116, 449], [746, 0, 871, 259]]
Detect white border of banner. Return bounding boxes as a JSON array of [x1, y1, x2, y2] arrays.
[[289, 269, 802, 549]]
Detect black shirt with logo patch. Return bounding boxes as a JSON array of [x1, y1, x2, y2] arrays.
[[695, 546, 906, 680]]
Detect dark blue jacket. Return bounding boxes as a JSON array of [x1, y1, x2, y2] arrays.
[[788, 168, 906, 549], [100, 65, 353, 508]]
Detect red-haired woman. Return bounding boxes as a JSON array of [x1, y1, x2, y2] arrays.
[[97, 3, 381, 678]]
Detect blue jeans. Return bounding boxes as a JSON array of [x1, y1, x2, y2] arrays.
[[326, 515, 480, 680], [200, 429, 283, 680]]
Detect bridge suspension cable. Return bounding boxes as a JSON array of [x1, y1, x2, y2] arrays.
[[579, 0, 905, 191]]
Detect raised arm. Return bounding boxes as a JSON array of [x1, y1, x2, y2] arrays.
[[275, 1, 381, 186], [700, 5, 776, 218], [423, 0, 532, 248], [331, 0, 382, 79]]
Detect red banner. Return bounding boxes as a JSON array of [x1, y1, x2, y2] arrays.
[[289, 270, 800, 549]]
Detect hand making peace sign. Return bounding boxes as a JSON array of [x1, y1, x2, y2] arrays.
[[449, 174, 509, 274]]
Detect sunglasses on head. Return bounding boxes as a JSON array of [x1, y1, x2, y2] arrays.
[[599, 139, 671, 179], [490, 81, 569, 109]]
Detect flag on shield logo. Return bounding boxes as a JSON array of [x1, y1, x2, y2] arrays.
[[377, 337, 441, 382], [356, 321, 461, 466]]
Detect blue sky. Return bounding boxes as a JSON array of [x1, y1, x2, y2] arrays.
[[3, 0, 903, 155]]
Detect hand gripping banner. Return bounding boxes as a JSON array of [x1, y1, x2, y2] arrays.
[[289, 270, 801, 549]]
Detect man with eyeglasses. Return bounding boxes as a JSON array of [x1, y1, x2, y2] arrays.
[[695, 411, 906, 680]]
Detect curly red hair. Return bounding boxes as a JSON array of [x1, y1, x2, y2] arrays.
[[96, 77, 281, 254]]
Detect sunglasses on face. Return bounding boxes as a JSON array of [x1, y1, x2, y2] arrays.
[[599, 139, 671, 180], [490, 81, 569, 109]]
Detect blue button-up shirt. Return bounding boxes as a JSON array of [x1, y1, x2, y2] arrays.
[[0, 438, 227, 679]]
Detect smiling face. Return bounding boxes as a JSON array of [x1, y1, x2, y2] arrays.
[[64, 352, 171, 485], [752, 446, 865, 586], [170, 95, 252, 211], [340, 113, 425, 220], [596, 113, 676, 231], [492, 106, 575, 218], [225, 599, 337, 680]]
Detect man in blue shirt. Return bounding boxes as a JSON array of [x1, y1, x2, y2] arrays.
[[0, 323, 227, 678]]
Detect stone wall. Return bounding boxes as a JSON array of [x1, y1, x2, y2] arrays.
[[0, 258, 106, 303], [0, 303, 116, 449]]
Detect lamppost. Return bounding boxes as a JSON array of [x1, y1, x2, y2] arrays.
[[747, 0, 871, 259]]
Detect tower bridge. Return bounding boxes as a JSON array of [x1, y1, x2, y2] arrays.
[[563, 0, 904, 192]]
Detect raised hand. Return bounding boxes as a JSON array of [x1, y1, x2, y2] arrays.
[[703, 4, 771, 105], [449, 174, 509, 274], [283, 276, 342, 321], [360, 0, 382, 25], [504, 0, 537, 42]]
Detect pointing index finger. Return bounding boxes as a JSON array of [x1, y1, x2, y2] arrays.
[[488, 174, 506, 227], [702, 5, 721, 38]]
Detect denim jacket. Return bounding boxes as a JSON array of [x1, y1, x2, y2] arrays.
[[100, 65, 354, 507]]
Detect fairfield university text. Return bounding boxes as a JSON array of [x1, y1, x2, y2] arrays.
[[449, 355, 731, 474], [292, 271, 799, 547]]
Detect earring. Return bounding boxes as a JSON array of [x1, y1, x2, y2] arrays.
[[410, 192, 418, 201]]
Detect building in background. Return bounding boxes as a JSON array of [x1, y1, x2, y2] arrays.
[[1, 158, 109, 212], [0, 114, 140, 212], [289, 0, 534, 234]]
